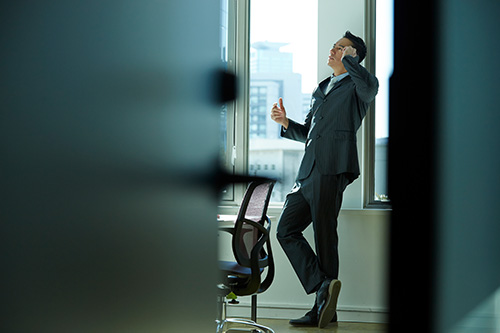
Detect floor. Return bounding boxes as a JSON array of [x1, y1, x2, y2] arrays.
[[226, 318, 388, 333]]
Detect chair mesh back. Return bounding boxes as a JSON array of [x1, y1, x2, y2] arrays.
[[244, 182, 270, 223], [235, 181, 273, 266]]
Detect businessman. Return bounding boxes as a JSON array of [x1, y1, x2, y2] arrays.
[[270, 31, 378, 328]]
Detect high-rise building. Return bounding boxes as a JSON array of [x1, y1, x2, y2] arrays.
[[250, 41, 292, 74], [249, 42, 304, 139], [249, 41, 307, 201]]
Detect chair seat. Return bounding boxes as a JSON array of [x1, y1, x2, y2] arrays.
[[219, 260, 263, 276]]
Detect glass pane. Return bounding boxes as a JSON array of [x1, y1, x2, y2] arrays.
[[219, 0, 234, 200], [374, 0, 393, 202], [249, 0, 318, 203]]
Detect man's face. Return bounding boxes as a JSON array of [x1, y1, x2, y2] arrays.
[[328, 37, 353, 68]]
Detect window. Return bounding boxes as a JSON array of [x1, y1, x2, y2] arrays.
[[373, 0, 393, 204], [220, 0, 390, 208], [248, 0, 318, 203], [219, 0, 232, 200], [364, 0, 392, 207], [219, 0, 249, 201]]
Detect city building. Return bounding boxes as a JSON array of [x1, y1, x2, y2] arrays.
[[249, 41, 307, 201]]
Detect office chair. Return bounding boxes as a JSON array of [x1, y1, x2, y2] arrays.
[[216, 180, 276, 333]]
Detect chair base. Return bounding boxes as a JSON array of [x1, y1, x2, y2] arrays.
[[216, 291, 274, 333], [216, 318, 275, 333]]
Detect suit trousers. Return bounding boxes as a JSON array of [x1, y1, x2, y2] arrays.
[[277, 164, 350, 294]]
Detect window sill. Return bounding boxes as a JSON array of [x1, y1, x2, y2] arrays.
[[218, 204, 391, 217]]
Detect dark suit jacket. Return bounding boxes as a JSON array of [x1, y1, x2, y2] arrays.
[[281, 55, 379, 181]]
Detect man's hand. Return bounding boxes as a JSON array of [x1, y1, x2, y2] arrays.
[[270, 97, 289, 129], [341, 45, 357, 60]]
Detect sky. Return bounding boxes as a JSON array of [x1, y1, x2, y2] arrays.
[[250, 0, 318, 94]]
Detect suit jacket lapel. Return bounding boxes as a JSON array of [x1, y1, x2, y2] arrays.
[[316, 77, 329, 98]]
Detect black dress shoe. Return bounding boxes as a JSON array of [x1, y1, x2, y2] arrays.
[[289, 308, 337, 327], [317, 279, 341, 328]]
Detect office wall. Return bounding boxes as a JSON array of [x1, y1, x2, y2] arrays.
[[219, 208, 389, 323], [221, 0, 389, 323]]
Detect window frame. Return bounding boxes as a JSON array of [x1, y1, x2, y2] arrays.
[[220, 0, 251, 204], [219, 0, 235, 201], [363, 0, 391, 209]]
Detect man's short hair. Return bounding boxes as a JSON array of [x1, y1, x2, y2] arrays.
[[344, 31, 367, 63]]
